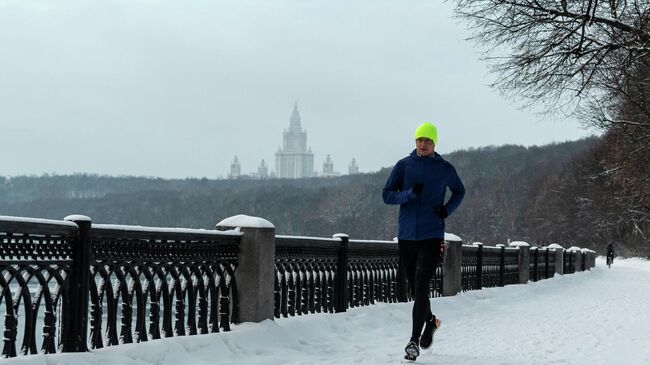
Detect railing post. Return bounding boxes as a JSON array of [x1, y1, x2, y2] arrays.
[[62, 215, 92, 352], [333, 233, 350, 311], [544, 248, 550, 279], [548, 244, 564, 275], [497, 244, 505, 287], [442, 235, 462, 296], [531, 247, 538, 282], [509, 241, 529, 284], [475, 243, 483, 290], [216, 215, 276, 322]]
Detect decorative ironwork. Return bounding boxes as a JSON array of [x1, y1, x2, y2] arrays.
[[274, 236, 339, 317], [2, 214, 590, 359], [87, 226, 239, 349], [0, 217, 77, 358], [461, 245, 479, 292], [564, 251, 576, 274], [0, 217, 241, 359], [503, 248, 520, 285], [274, 237, 441, 317], [348, 240, 406, 306], [481, 246, 502, 288], [529, 248, 541, 282], [546, 249, 556, 278]]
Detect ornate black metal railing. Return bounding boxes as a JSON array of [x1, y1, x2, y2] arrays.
[[461, 245, 480, 291], [88, 225, 240, 349], [528, 248, 556, 282], [347, 239, 413, 307], [564, 251, 576, 274], [503, 247, 520, 286], [461, 244, 520, 291], [274, 236, 340, 317], [0, 217, 77, 357], [0, 216, 241, 358], [274, 236, 443, 318], [2, 214, 593, 359]]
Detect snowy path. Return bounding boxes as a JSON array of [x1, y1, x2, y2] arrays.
[[9, 258, 650, 365]]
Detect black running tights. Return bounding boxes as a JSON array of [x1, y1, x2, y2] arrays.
[[398, 239, 443, 342]]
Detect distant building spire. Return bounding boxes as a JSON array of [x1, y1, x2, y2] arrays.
[[289, 102, 302, 131], [323, 155, 334, 175], [276, 102, 314, 178], [258, 159, 268, 179], [348, 158, 359, 175], [229, 156, 241, 179]]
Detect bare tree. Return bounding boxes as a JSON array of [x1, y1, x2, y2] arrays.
[[453, 0, 650, 134]]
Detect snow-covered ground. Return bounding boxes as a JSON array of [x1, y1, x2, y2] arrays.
[[8, 257, 650, 365]]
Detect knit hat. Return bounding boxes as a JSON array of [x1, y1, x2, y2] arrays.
[[414, 122, 438, 145]]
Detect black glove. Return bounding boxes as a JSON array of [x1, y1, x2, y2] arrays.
[[411, 183, 423, 195], [435, 206, 448, 219]]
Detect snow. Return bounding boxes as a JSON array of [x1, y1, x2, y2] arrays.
[[444, 232, 462, 242], [509, 241, 530, 247], [63, 214, 91, 222], [0, 215, 77, 228], [92, 224, 242, 237], [275, 235, 340, 242], [216, 214, 275, 229], [548, 243, 564, 250], [9, 258, 650, 365]]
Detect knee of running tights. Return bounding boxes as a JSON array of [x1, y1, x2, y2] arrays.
[[415, 267, 434, 281]]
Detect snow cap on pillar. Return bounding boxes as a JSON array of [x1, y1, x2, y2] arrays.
[[216, 214, 275, 231]]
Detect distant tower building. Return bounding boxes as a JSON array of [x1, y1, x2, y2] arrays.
[[229, 156, 241, 178], [323, 154, 334, 176], [348, 158, 359, 175], [258, 159, 269, 179], [275, 103, 314, 178]]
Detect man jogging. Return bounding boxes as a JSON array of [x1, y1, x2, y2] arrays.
[[382, 122, 465, 361]]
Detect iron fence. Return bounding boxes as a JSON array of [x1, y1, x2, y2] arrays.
[[0, 217, 77, 357], [87, 225, 239, 349], [0, 216, 240, 358], [528, 248, 556, 282], [564, 251, 576, 274], [461, 244, 521, 291], [273, 236, 443, 318], [2, 214, 594, 359]]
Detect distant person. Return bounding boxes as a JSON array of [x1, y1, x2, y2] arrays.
[[606, 243, 615, 268], [382, 122, 465, 361]]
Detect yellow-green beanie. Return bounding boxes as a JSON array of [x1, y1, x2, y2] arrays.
[[414, 122, 438, 145]]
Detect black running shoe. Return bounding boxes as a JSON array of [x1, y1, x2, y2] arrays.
[[419, 316, 441, 349], [404, 340, 420, 361]]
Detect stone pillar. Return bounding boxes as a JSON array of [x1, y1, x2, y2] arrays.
[[217, 214, 276, 323], [442, 234, 462, 297], [509, 241, 530, 284], [573, 248, 583, 272], [591, 250, 596, 269], [548, 244, 564, 275], [589, 251, 596, 269]]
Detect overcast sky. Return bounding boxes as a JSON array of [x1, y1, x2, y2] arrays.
[[0, 0, 597, 179]]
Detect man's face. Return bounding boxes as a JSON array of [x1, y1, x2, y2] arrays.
[[415, 137, 435, 156]]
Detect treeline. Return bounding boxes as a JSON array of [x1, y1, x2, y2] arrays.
[[1, 136, 647, 256]]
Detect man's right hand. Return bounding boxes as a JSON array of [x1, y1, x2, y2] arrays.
[[412, 183, 423, 195]]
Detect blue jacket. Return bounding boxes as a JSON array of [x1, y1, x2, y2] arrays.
[[382, 150, 465, 240]]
